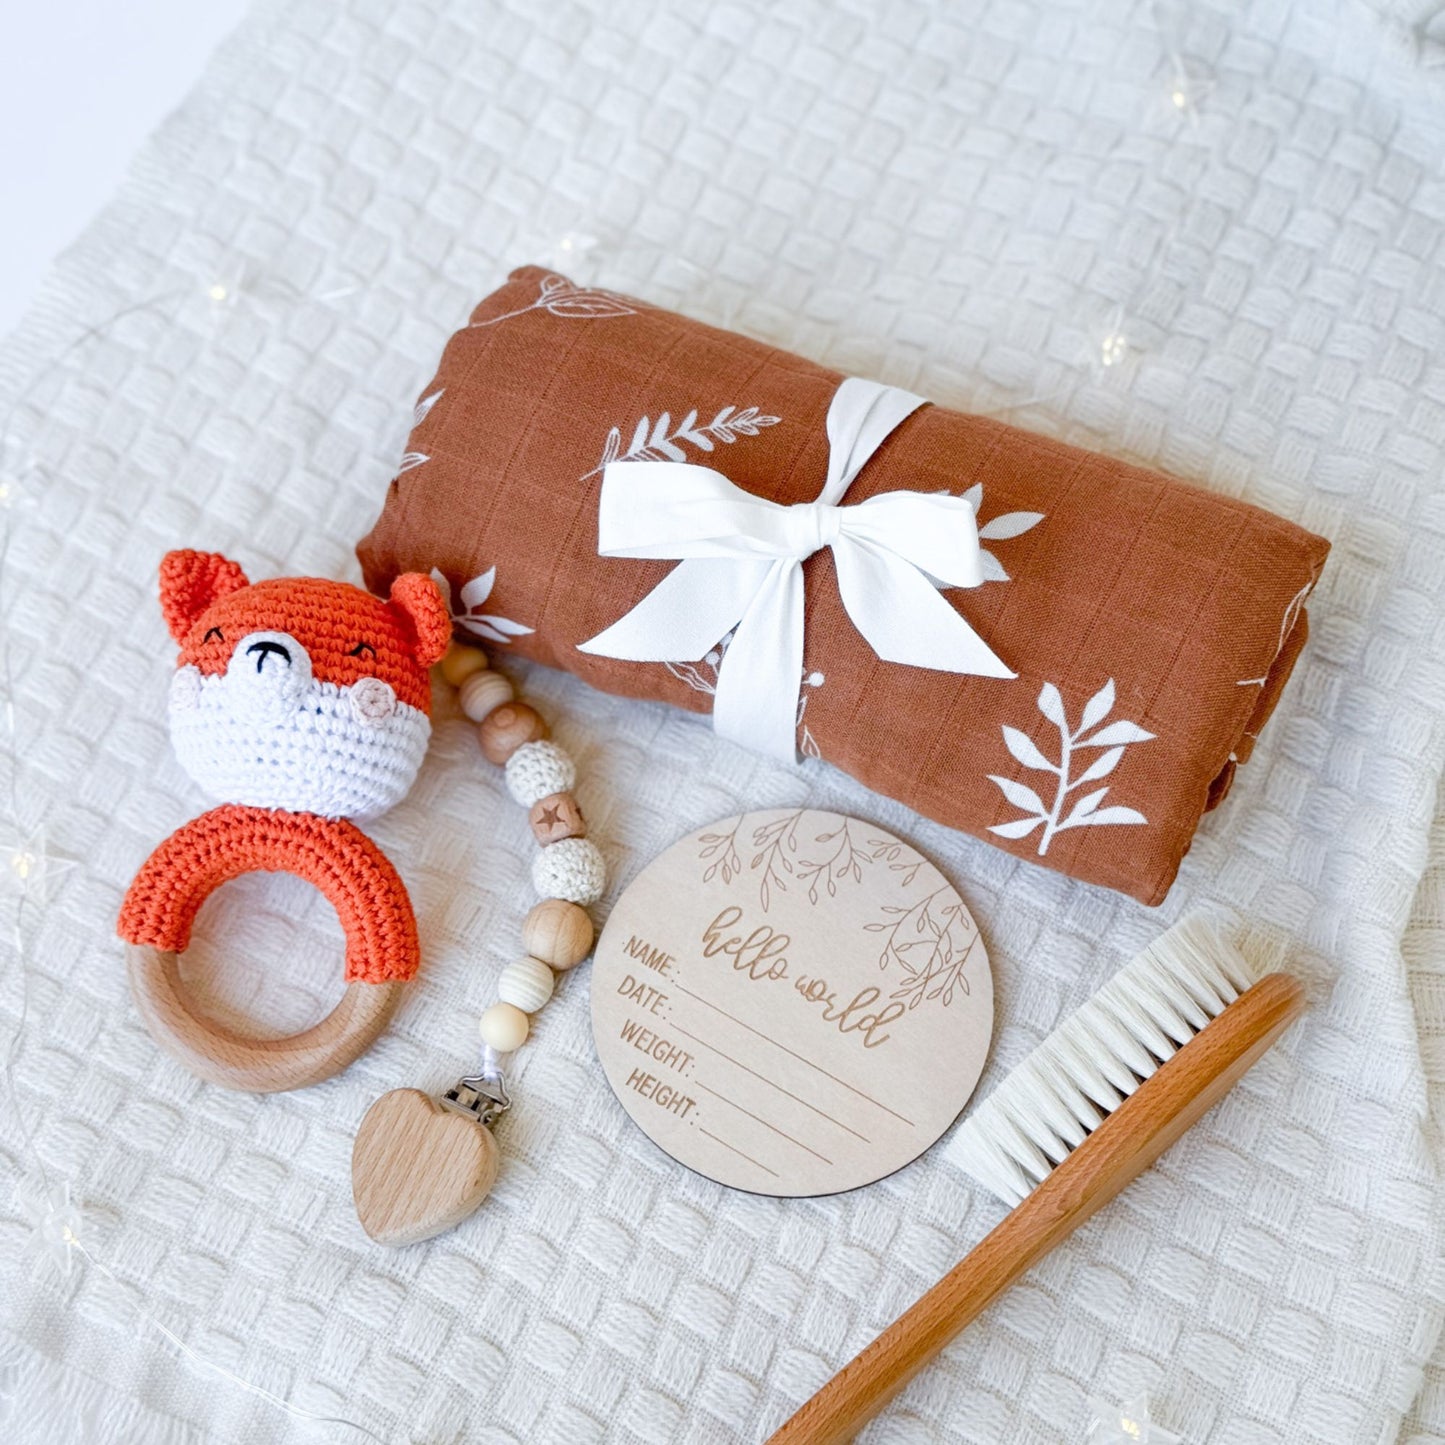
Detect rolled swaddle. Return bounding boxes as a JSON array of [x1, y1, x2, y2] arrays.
[[358, 266, 1329, 905]]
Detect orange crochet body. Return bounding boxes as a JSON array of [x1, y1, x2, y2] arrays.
[[118, 805, 421, 984]]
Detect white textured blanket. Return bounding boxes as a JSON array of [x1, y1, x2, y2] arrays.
[[1, 2, 1443, 1442]]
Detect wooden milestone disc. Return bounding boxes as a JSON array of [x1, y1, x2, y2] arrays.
[[591, 809, 993, 1198]]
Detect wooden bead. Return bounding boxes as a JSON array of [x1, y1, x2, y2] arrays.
[[460, 669, 512, 722], [478, 1002, 529, 1053], [529, 791, 585, 845], [521, 899, 594, 972], [440, 641, 488, 687], [497, 956, 555, 1013], [478, 702, 549, 765]]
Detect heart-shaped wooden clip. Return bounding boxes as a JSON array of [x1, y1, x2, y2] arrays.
[[352, 1087, 501, 1246]]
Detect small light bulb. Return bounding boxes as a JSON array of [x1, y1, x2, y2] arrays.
[[1099, 332, 1128, 367], [1171, 88, 1187, 108], [12, 850, 33, 880], [207, 283, 229, 303]]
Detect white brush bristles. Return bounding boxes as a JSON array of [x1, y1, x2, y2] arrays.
[[945, 917, 1258, 1207]]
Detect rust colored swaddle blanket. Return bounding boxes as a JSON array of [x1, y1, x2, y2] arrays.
[[358, 266, 1330, 905]]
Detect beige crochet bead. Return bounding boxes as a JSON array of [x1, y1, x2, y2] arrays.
[[440, 641, 489, 687], [478, 1002, 529, 1053], [460, 669, 512, 722], [497, 956, 556, 1013], [521, 899, 594, 971], [532, 836, 606, 906]]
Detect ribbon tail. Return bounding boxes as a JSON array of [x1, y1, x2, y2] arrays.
[[711, 559, 806, 762], [577, 558, 772, 661], [833, 538, 1016, 678]]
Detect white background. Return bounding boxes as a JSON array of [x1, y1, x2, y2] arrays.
[[0, 0, 248, 339]]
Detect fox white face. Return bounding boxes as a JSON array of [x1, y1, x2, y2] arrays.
[[157, 552, 452, 822], [168, 630, 432, 819]]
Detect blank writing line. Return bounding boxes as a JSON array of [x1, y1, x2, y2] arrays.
[[696, 1080, 834, 1166], [666, 1018, 869, 1143], [701, 1127, 778, 1178], [673, 982, 916, 1127]]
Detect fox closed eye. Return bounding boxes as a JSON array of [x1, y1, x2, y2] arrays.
[[349, 642, 376, 659], [203, 627, 224, 643]]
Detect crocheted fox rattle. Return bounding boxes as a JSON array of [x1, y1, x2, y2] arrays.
[[118, 550, 451, 1092]]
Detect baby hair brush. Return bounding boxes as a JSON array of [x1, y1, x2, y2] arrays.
[[769, 917, 1304, 1444]]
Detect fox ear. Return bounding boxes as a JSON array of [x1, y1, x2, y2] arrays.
[[388, 572, 452, 667], [159, 550, 250, 644]]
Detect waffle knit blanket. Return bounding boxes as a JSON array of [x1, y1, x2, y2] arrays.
[[0, 2, 1443, 1442]]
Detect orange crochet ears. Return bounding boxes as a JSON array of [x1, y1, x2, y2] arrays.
[[120, 553, 450, 1093], [160, 550, 451, 714]]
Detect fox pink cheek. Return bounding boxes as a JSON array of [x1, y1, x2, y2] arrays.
[[349, 675, 397, 725]]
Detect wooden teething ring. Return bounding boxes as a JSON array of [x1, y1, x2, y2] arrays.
[[118, 804, 419, 1093]]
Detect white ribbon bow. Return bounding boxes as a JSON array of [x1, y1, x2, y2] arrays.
[[578, 377, 1015, 760]]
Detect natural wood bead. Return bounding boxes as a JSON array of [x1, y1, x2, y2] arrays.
[[521, 899, 594, 972], [460, 669, 512, 722], [497, 956, 555, 1013], [529, 791, 585, 845], [440, 641, 488, 687], [478, 1002, 529, 1053], [478, 701, 549, 765]]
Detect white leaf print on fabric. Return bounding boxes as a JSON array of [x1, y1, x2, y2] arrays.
[[581, 405, 780, 481], [1237, 579, 1314, 686], [468, 273, 637, 330], [988, 678, 1155, 855], [663, 637, 826, 761], [397, 451, 429, 473], [945, 482, 1044, 584], [430, 567, 535, 646], [412, 389, 444, 427]]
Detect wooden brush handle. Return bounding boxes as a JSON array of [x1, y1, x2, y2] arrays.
[[768, 972, 1306, 1445]]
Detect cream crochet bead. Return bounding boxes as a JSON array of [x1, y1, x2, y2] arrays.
[[505, 740, 577, 807], [532, 836, 606, 905]]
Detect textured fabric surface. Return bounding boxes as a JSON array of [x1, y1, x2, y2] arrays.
[[357, 266, 1330, 906], [0, 1, 1443, 1442]]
